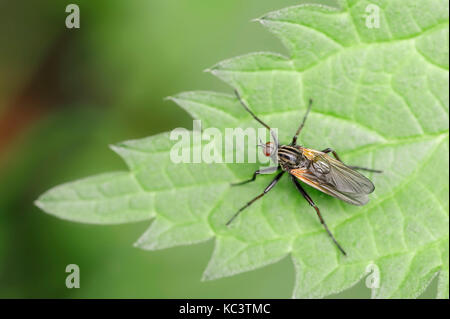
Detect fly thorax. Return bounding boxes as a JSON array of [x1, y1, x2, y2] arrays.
[[277, 145, 304, 170]]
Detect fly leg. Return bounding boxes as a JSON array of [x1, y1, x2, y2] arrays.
[[235, 90, 278, 146], [226, 171, 285, 226], [291, 98, 313, 146], [290, 175, 347, 256], [231, 166, 280, 186], [321, 148, 382, 173]]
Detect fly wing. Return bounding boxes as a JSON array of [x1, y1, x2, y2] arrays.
[[308, 152, 375, 194], [290, 167, 370, 206]]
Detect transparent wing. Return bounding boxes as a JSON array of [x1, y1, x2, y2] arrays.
[[290, 162, 373, 206], [312, 153, 375, 194]]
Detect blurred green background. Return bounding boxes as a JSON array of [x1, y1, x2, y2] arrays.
[[0, 0, 437, 298]]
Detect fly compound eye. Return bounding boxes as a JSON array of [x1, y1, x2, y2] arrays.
[[264, 142, 275, 157]]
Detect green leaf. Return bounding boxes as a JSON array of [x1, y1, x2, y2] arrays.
[[36, 0, 449, 298]]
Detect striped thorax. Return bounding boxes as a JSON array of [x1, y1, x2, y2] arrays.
[[277, 145, 308, 170]]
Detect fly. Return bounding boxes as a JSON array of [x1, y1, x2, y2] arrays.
[[227, 90, 382, 256]]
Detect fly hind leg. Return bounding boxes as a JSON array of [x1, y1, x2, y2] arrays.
[[290, 175, 347, 256], [321, 148, 382, 173]]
